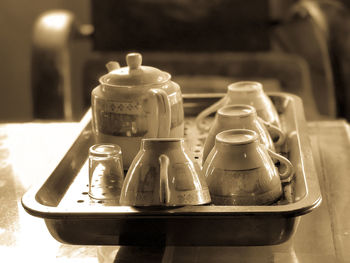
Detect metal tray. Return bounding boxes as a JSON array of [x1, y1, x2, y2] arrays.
[[22, 92, 321, 246]]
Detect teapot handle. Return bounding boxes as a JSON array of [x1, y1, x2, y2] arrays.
[[195, 96, 227, 132], [267, 149, 294, 183], [159, 154, 171, 205], [258, 117, 286, 146], [147, 89, 171, 137]]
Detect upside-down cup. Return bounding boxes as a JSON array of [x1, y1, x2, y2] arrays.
[[203, 129, 294, 205], [202, 104, 285, 163], [196, 81, 281, 132], [120, 138, 211, 206]]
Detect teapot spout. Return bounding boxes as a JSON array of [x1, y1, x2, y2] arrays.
[[105, 61, 120, 72]]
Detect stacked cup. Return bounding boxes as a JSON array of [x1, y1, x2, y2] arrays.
[[202, 104, 285, 164], [196, 81, 281, 132], [197, 81, 294, 205]]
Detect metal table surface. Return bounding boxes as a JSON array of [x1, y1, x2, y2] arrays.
[[0, 119, 349, 262]]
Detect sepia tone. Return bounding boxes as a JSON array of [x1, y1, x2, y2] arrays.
[[0, 0, 350, 262]]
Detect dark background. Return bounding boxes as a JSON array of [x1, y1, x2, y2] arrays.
[[2, 0, 350, 121]]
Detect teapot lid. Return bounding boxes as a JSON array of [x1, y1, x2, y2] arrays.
[[100, 53, 170, 86]]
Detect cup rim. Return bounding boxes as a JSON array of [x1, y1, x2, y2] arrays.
[[228, 81, 263, 93], [89, 143, 122, 157], [216, 129, 258, 145], [218, 104, 256, 118]]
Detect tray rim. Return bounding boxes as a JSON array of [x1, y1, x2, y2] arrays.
[[22, 92, 322, 219]]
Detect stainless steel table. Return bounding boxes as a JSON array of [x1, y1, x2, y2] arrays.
[[0, 120, 349, 262]]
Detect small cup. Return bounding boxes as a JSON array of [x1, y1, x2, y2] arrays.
[[202, 104, 285, 163], [119, 138, 211, 206], [196, 81, 280, 132], [88, 144, 124, 201], [203, 129, 294, 205]]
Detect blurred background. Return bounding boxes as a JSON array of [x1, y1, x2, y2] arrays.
[[1, 0, 350, 122], [0, 0, 89, 122]]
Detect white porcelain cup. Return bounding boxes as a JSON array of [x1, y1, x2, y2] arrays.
[[196, 81, 280, 132], [120, 138, 211, 206], [202, 104, 285, 163], [203, 129, 294, 205]]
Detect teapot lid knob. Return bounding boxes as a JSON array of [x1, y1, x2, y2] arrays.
[[126, 53, 142, 70], [100, 52, 170, 86]]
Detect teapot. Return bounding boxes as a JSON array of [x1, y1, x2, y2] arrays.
[[91, 53, 184, 168]]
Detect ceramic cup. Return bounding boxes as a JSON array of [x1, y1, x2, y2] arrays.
[[196, 81, 280, 132], [202, 104, 285, 163], [203, 129, 294, 205], [119, 138, 211, 206]]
